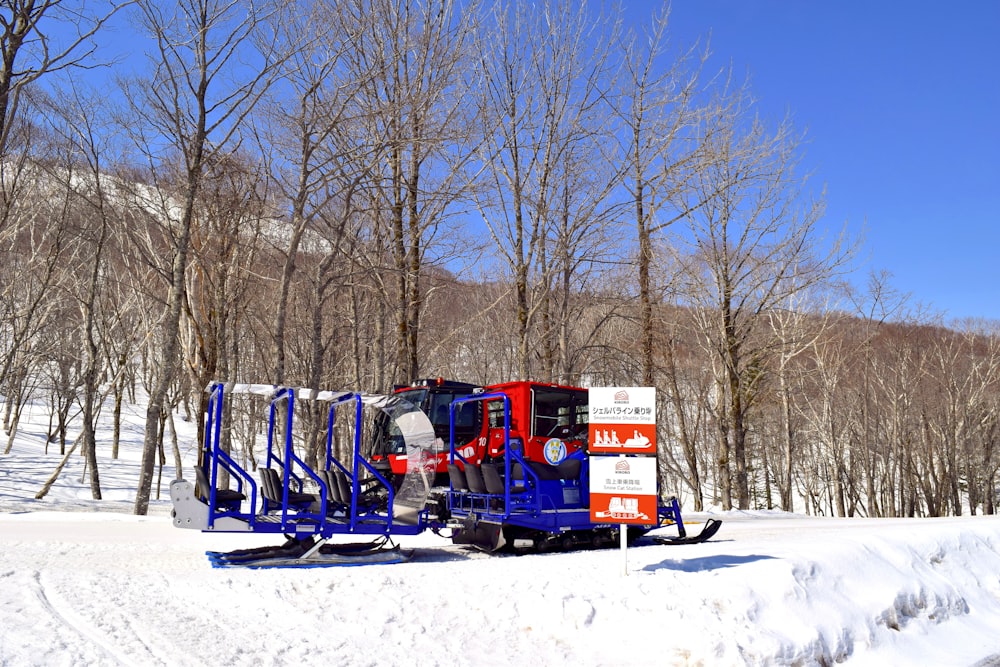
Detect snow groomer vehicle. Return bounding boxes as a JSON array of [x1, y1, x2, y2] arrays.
[[170, 380, 720, 567]]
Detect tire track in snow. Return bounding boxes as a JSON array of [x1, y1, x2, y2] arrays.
[[31, 570, 135, 666]]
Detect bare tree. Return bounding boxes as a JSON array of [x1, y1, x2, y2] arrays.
[[41, 82, 130, 498], [263, 0, 369, 386], [181, 150, 267, 444], [339, 0, 478, 387], [474, 0, 617, 380], [125, 0, 278, 515], [0, 5, 125, 416], [611, 7, 706, 385], [0, 151, 74, 450], [670, 101, 851, 510], [541, 145, 622, 384], [656, 308, 714, 510], [765, 294, 834, 511], [916, 320, 1000, 517], [0, 1, 123, 160]]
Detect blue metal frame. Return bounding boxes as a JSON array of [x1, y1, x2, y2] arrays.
[[446, 391, 686, 537], [449, 392, 508, 513], [263, 387, 328, 526], [202, 383, 258, 529], [320, 393, 399, 532], [195, 384, 426, 539]]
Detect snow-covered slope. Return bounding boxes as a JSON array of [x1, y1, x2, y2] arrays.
[[3, 402, 1000, 666]]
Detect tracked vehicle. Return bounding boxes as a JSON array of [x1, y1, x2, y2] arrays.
[[439, 382, 719, 551], [171, 381, 719, 567]]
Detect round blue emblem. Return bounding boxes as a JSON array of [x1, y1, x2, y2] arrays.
[[543, 438, 567, 465]]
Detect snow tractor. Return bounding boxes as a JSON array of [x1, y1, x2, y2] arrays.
[[437, 381, 720, 551], [170, 380, 720, 567]]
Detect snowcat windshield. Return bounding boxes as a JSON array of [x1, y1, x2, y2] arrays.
[[370, 387, 480, 456], [364, 394, 439, 522]]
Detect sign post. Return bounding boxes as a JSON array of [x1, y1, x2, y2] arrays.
[[588, 387, 657, 575]]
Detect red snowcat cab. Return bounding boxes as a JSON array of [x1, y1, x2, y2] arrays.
[[457, 381, 589, 464], [368, 379, 590, 487]]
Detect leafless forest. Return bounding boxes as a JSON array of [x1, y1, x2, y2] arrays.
[[1, 0, 997, 517]]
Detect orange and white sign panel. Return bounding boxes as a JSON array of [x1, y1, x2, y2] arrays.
[[590, 493, 658, 526], [589, 387, 656, 454], [589, 456, 657, 526], [588, 423, 657, 455], [589, 387, 656, 423]]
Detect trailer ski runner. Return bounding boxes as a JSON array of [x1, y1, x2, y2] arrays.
[[170, 381, 720, 567]]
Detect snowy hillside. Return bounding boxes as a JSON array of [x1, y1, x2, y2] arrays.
[[3, 400, 1000, 665]]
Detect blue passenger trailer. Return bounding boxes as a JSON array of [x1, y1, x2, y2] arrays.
[[170, 383, 437, 566]]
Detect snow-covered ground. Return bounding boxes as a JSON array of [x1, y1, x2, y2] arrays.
[[3, 398, 1000, 666]]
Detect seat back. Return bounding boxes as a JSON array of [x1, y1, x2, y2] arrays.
[[320, 469, 342, 503], [481, 463, 506, 495], [194, 465, 211, 500], [524, 460, 562, 481], [434, 405, 449, 427], [334, 469, 353, 504], [464, 463, 488, 494], [258, 467, 282, 503], [557, 458, 582, 480], [448, 463, 469, 490]]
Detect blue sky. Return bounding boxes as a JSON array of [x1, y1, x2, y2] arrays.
[[660, 1, 1000, 322], [67, 2, 999, 322]]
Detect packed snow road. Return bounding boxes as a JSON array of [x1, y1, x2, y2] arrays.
[[2, 508, 1000, 666]]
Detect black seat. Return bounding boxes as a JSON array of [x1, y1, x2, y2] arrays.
[[319, 469, 344, 504], [481, 463, 506, 495], [434, 405, 449, 427], [464, 463, 488, 494], [194, 465, 245, 506], [557, 458, 582, 480], [507, 462, 530, 494], [258, 467, 315, 508], [448, 463, 469, 490], [333, 468, 388, 514], [524, 460, 561, 481]]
